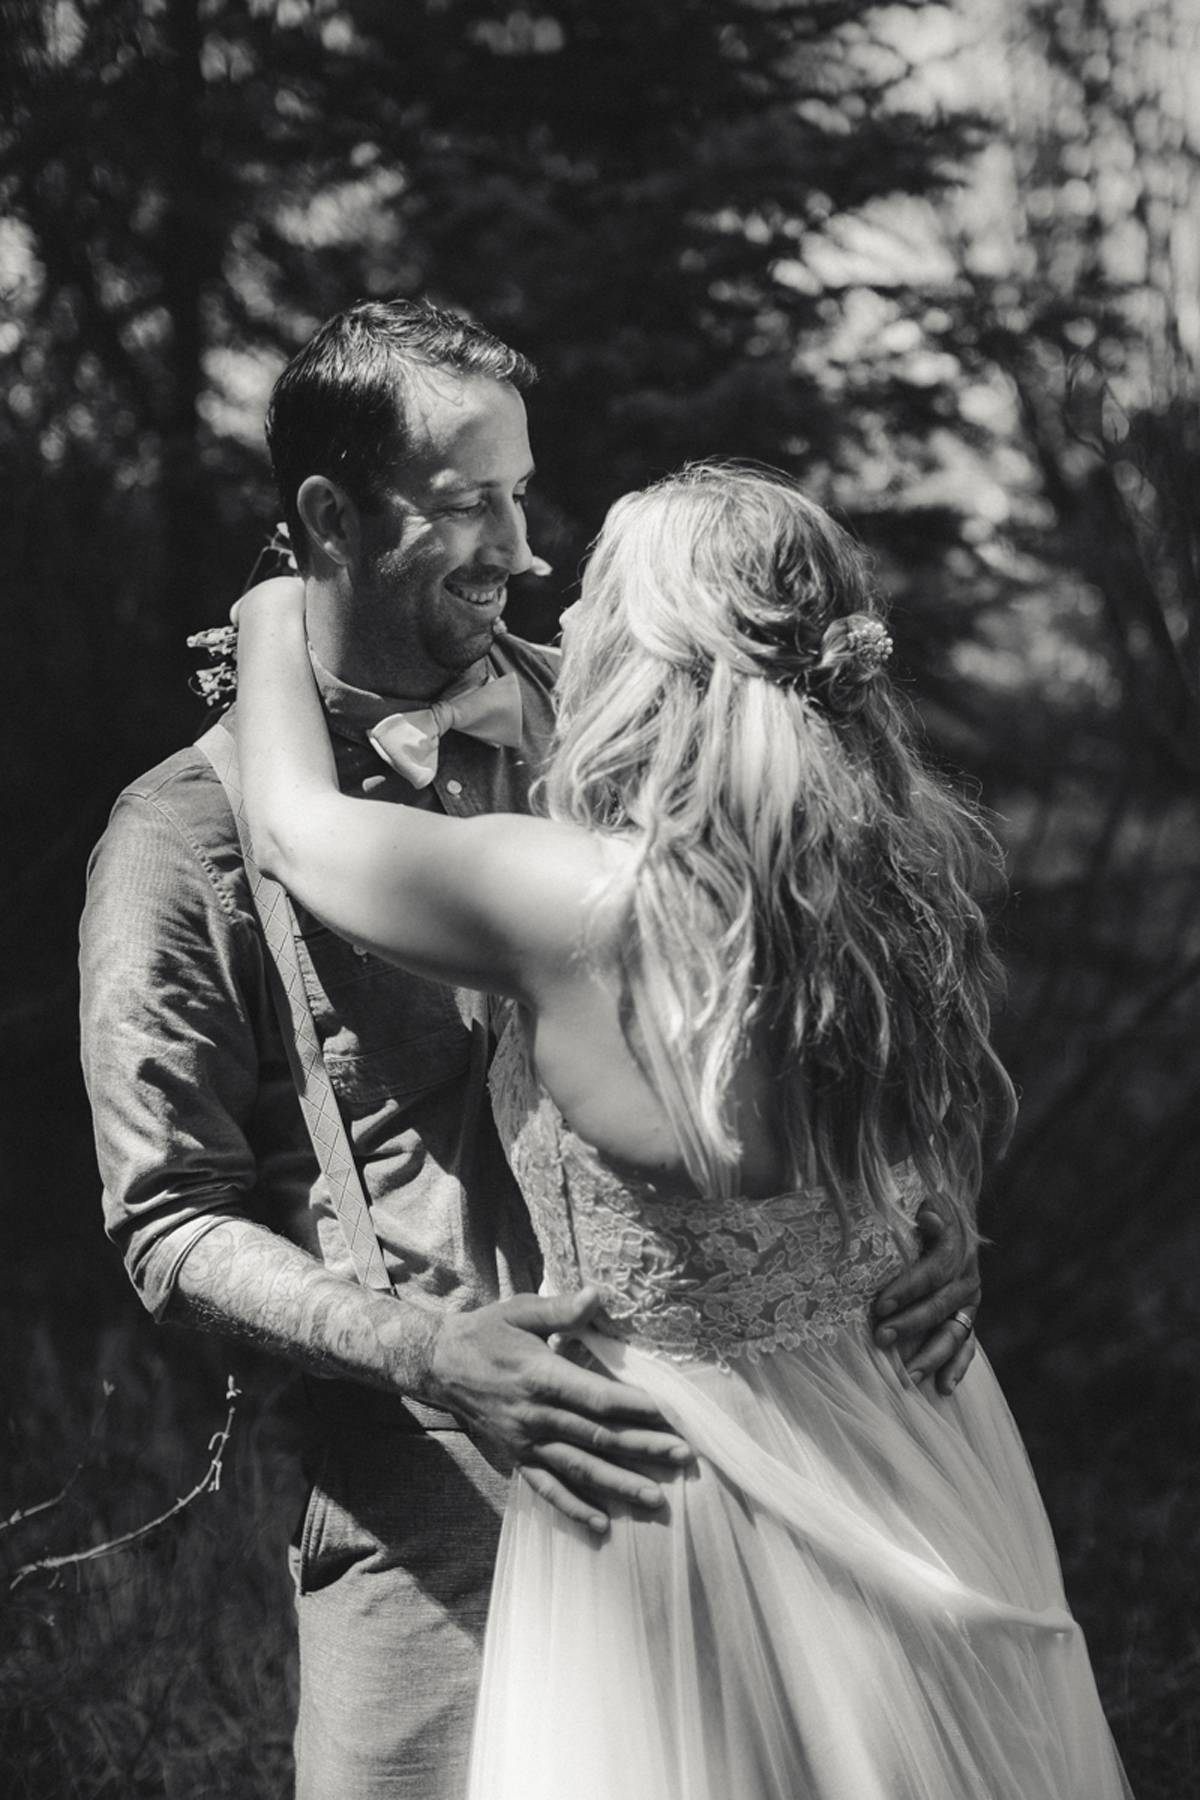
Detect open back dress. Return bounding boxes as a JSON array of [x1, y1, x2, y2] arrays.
[[467, 1008, 1131, 1800]]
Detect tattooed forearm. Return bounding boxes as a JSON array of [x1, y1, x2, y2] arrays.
[[168, 1218, 442, 1398]]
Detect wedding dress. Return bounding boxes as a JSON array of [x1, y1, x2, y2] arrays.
[[468, 1011, 1132, 1800]]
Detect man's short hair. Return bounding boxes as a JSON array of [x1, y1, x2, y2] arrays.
[[265, 298, 537, 570]]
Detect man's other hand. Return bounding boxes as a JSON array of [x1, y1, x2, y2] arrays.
[[873, 1200, 981, 1396]]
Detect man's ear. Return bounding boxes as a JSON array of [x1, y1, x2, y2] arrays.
[[296, 475, 359, 570]]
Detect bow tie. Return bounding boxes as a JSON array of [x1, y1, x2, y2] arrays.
[[367, 672, 523, 789]]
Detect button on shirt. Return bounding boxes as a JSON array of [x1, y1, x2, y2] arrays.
[[80, 635, 558, 1321]]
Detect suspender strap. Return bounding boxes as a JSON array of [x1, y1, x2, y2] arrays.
[[198, 719, 396, 1296]]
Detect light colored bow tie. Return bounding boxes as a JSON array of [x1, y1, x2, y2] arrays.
[[367, 672, 523, 789]]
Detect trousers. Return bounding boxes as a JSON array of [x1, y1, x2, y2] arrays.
[[291, 1380, 509, 1800]]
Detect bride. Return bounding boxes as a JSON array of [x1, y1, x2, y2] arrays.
[[237, 461, 1130, 1799]]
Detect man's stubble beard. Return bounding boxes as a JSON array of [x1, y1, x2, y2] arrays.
[[346, 561, 499, 696]]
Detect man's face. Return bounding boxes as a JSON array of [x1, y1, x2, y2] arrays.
[[337, 373, 535, 696]]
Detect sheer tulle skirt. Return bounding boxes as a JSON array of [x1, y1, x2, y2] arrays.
[[466, 1325, 1130, 1800]]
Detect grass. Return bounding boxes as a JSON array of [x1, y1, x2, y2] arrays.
[[991, 1311, 1200, 1800], [0, 1316, 303, 1800]]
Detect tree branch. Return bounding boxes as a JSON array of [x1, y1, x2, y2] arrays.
[[9, 1379, 240, 1590]]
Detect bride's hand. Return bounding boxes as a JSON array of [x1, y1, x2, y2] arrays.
[[426, 1288, 694, 1534]]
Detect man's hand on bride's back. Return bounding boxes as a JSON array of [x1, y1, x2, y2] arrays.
[[425, 1289, 694, 1534], [872, 1200, 981, 1397]]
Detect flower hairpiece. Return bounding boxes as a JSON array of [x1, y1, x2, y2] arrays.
[[816, 614, 893, 678]]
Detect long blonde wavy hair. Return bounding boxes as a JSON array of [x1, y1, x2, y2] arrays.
[[545, 461, 1015, 1252]]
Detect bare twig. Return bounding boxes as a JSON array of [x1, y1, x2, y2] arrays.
[[9, 1379, 241, 1591], [0, 1381, 115, 1537]]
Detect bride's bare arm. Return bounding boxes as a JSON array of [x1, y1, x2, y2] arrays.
[[237, 579, 590, 1002]]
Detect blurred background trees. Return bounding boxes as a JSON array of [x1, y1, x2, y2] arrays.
[[1, 0, 1198, 1792]]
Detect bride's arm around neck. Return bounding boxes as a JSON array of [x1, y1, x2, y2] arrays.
[[235, 577, 625, 1010]]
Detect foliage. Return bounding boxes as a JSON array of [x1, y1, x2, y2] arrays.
[[0, 0, 983, 614], [928, 0, 1200, 1351]]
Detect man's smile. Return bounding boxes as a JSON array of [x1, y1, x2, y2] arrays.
[[444, 578, 507, 611]]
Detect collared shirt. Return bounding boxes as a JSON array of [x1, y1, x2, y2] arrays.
[[80, 635, 558, 1321]]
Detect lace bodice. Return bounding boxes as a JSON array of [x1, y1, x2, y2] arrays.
[[488, 1010, 925, 1367]]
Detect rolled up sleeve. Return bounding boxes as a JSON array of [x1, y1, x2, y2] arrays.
[[80, 783, 268, 1319]]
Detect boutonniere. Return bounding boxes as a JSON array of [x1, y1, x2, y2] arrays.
[[187, 624, 239, 708], [186, 524, 299, 707]]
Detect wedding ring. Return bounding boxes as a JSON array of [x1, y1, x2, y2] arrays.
[[950, 1309, 976, 1338]]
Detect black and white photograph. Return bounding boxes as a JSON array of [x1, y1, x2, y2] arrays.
[[1, 1, 1197, 1794]]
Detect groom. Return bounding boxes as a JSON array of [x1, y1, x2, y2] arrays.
[[80, 298, 981, 1799]]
